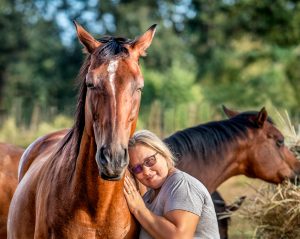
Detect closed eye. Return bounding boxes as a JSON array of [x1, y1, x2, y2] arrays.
[[86, 81, 95, 89], [276, 139, 284, 147]]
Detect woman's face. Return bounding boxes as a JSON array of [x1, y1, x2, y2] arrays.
[[129, 144, 169, 189]]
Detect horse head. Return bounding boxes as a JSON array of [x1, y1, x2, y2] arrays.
[[74, 22, 156, 180], [223, 105, 300, 184]]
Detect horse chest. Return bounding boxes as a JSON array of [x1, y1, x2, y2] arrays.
[[60, 209, 135, 239], [63, 223, 132, 239]]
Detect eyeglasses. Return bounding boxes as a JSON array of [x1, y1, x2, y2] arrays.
[[129, 152, 158, 174]]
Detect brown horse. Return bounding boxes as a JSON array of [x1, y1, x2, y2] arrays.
[[164, 106, 300, 193], [7, 22, 156, 239], [164, 106, 300, 239], [0, 143, 24, 238]]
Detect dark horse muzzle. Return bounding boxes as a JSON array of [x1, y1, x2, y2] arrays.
[[96, 145, 128, 181]]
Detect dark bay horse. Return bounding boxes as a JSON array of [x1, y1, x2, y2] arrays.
[[0, 143, 24, 238], [164, 106, 300, 193], [8, 22, 156, 239], [164, 106, 300, 239]]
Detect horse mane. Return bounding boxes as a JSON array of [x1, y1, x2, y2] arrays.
[[164, 111, 274, 164], [49, 36, 132, 180]]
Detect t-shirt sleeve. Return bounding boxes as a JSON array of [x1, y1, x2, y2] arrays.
[[163, 175, 206, 217]]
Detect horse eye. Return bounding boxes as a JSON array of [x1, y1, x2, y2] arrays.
[[137, 87, 143, 93], [86, 81, 95, 89], [276, 139, 284, 147]]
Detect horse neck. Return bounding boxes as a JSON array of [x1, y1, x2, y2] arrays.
[[45, 129, 137, 237], [69, 129, 127, 219], [209, 137, 254, 192], [176, 139, 246, 193]]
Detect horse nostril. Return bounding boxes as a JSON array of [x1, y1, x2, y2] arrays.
[[124, 148, 128, 159], [121, 148, 128, 167], [100, 146, 110, 166]]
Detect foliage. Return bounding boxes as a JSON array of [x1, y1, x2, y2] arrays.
[[178, 0, 300, 113], [138, 62, 216, 137], [1, 0, 300, 137], [0, 0, 82, 124], [0, 115, 72, 147]]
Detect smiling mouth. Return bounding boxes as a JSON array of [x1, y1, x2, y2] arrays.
[[146, 175, 155, 181]]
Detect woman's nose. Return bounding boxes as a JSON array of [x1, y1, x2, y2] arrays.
[[142, 166, 151, 175]]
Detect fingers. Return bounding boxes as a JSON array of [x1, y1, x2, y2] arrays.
[[123, 183, 131, 196], [123, 177, 146, 215], [125, 176, 137, 191], [124, 176, 139, 197], [123, 188, 130, 202]]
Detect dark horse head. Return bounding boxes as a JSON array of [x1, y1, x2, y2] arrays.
[[72, 22, 156, 180], [165, 106, 300, 190], [222, 106, 300, 184]]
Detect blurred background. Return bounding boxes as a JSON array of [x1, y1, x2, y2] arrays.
[[1, 0, 300, 145], [1, 0, 300, 237]]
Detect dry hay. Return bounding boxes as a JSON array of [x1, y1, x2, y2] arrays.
[[236, 109, 300, 239], [274, 109, 300, 159], [238, 181, 300, 239]]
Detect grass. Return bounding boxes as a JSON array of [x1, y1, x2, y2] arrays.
[[0, 115, 72, 147]]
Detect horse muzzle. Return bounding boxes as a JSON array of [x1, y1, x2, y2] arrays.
[[96, 146, 128, 180]]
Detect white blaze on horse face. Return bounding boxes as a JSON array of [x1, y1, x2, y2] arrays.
[[107, 60, 119, 130]]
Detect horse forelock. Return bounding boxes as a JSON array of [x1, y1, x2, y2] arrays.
[[164, 112, 270, 164], [94, 36, 132, 62]]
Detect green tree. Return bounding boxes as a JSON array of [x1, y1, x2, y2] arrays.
[[0, 0, 30, 109], [175, 0, 300, 112], [1, 0, 86, 124]]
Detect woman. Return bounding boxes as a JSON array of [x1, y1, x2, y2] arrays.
[[124, 130, 219, 239]]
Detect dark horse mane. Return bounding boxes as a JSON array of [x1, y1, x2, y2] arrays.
[[50, 36, 133, 178], [164, 112, 274, 163]]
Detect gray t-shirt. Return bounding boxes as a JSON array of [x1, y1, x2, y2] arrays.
[[140, 169, 220, 239]]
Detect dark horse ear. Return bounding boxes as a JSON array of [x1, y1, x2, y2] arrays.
[[130, 24, 157, 57], [73, 20, 102, 54], [222, 105, 239, 118], [255, 107, 268, 128]]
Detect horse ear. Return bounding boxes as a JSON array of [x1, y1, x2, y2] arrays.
[[222, 105, 239, 118], [255, 107, 268, 128], [73, 20, 101, 54], [130, 24, 157, 57]]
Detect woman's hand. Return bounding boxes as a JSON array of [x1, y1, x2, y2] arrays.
[[124, 176, 146, 215], [124, 177, 200, 239]]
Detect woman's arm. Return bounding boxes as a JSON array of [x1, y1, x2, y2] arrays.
[[124, 176, 199, 239]]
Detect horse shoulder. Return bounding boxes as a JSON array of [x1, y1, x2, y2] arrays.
[[8, 130, 67, 239], [18, 129, 69, 181]]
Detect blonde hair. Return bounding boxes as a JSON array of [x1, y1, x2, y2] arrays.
[[129, 130, 176, 168]]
